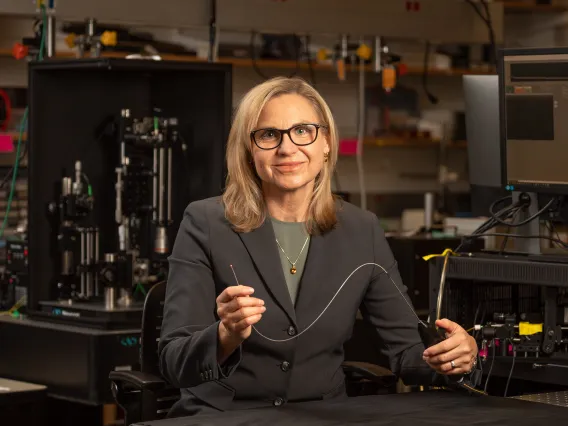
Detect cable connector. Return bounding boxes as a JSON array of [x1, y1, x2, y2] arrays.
[[517, 192, 533, 208]]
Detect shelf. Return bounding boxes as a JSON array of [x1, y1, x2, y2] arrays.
[[0, 48, 495, 76], [502, 1, 568, 13], [363, 137, 467, 148], [0, 132, 27, 142]]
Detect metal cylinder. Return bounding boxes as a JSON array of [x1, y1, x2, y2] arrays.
[[75, 161, 82, 183], [153, 147, 158, 221], [158, 147, 165, 222], [105, 287, 116, 310], [73, 161, 83, 195], [86, 18, 96, 37], [167, 146, 172, 222], [94, 229, 100, 297], [61, 251, 73, 275], [120, 141, 126, 166], [86, 230, 93, 297], [118, 289, 133, 307], [80, 230, 85, 296], [373, 36, 382, 73], [105, 253, 117, 263], [424, 192, 435, 230], [115, 168, 123, 224], [154, 226, 168, 254], [46, 15, 56, 58], [62, 177, 72, 196], [341, 34, 348, 59]]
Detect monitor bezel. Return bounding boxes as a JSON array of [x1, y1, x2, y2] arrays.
[[498, 46, 568, 195]]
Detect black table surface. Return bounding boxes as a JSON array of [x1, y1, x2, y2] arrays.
[[133, 391, 568, 426]]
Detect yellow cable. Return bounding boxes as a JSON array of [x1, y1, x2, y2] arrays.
[[0, 295, 26, 316]]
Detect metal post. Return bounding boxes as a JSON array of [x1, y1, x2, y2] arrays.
[[46, 14, 56, 58], [373, 36, 382, 73], [356, 38, 367, 211]]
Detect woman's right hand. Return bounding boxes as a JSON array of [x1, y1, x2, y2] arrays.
[[216, 285, 265, 352]]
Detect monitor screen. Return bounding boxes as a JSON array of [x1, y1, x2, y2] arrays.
[[502, 50, 568, 194]]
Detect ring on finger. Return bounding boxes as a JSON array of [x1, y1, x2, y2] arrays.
[[450, 360, 456, 369]]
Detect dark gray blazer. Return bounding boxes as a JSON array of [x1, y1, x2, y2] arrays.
[[158, 196, 433, 417]]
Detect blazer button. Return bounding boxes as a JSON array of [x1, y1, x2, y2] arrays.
[[273, 397, 284, 406], [280, 361, 290, 372], [287, 326, 296, 336]]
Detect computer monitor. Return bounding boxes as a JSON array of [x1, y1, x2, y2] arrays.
[[463, 75, 508, 216], [500, 47, 568, 195]]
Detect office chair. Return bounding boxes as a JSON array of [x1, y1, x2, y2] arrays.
[[110, 281, 396, 424]]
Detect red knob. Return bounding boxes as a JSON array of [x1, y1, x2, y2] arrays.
[[12, 43, 29, 60]]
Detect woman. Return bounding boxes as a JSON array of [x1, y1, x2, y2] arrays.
[[159, 77, 478, 417]]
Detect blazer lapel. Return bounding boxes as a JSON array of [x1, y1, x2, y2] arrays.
[[238, 220, 297, 325]]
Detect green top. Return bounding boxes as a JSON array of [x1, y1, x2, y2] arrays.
[[270, 217, 310, 307]]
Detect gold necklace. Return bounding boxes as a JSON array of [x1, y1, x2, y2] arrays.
[[275, 236, 310, 274]]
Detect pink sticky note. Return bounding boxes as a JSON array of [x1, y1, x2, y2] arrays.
[[339, 139, 358, 156], [0, 135, 14, 153]]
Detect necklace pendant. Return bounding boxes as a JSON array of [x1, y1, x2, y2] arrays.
[[290, 266, 297, 274]]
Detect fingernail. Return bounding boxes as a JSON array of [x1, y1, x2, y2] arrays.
[[261, 306, 266, 312], [245, 287, 254, 292]]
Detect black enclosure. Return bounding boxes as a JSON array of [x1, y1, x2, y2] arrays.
[[27, 58, 232, 312]]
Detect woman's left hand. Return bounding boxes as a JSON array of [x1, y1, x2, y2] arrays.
[[422, 319, 478, 375]]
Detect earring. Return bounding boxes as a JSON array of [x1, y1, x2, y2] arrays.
[[324, 152, 329, 163]]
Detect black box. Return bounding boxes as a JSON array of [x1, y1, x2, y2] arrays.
[[387, 236, 484, 316], [27, 58, 232, 314], [0, 316, 140, 405]]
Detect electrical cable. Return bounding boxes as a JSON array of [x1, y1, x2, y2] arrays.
[[436, 252, 451, 321], [546, 221, 568, 249], [471, 303, 481, 339], [0, 141, 28, 190], [0, 4, 46, 239], [483, 339, 496, 393], [490, 197, 555, 227], [465, 0, 496, 66], [250, 31, 270, 80], [454, 199, 521, 252], [236, 256, 487, 395], [504, 340, 516, 397], [500, 207, 523, 253], [305, 35, 316, 88], [480, 0, 497, 66], [0, 107, 27, 239], [422, 41, 438, 105], [249, 31, 300, 81], [230, 262, 425, 343]]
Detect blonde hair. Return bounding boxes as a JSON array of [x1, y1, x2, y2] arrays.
[[222, 76, 339, 235]]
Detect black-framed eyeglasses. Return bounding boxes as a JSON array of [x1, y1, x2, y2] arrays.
[[250, 123, 327, 150]]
